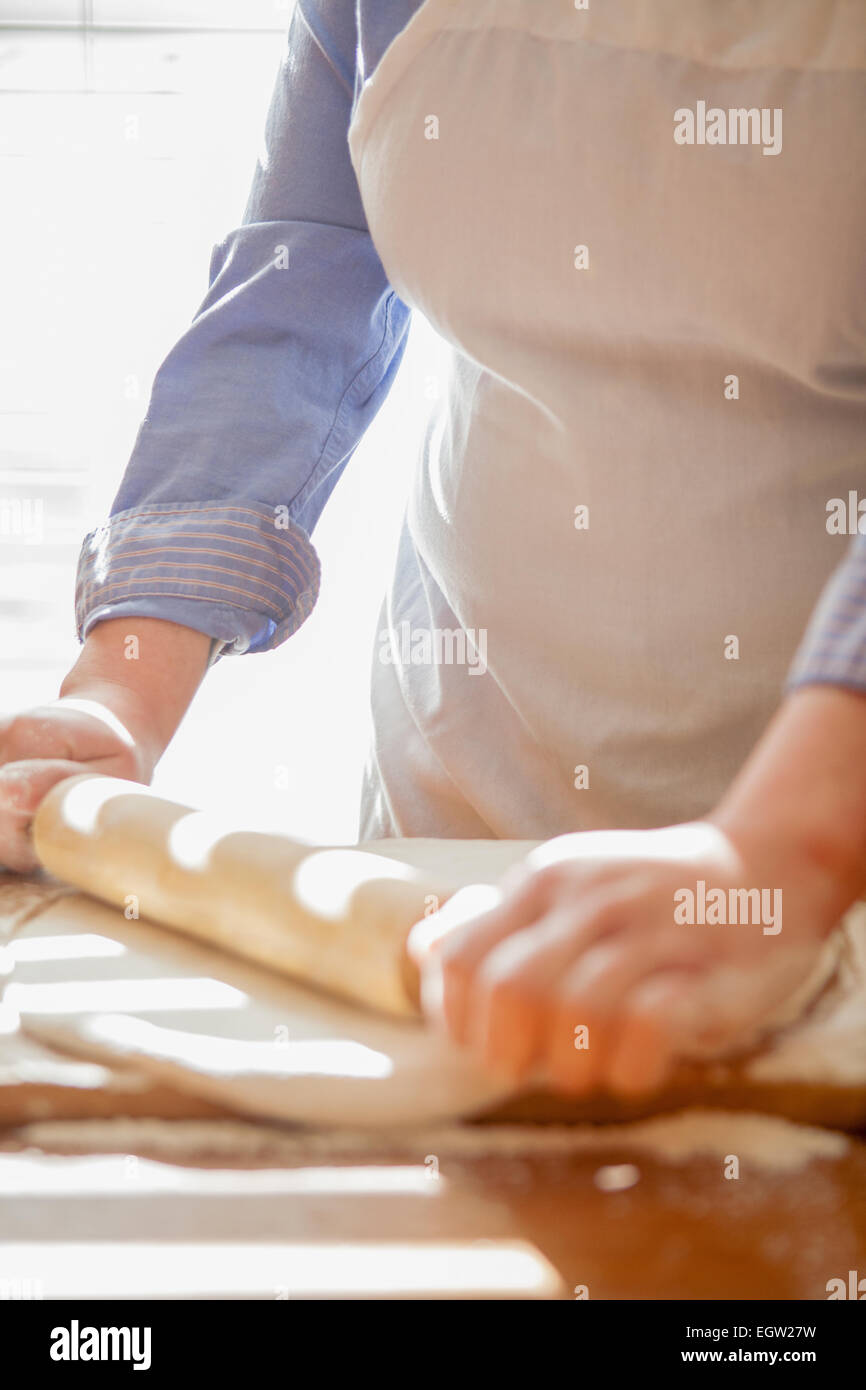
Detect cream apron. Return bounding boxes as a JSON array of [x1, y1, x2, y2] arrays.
[[348, 0, 866, 840]]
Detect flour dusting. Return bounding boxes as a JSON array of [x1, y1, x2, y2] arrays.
[[7, 1108, 848, 1173]]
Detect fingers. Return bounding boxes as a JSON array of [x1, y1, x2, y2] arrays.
[[435, 872, 676, 1078], [464, 894, 645, 1079], [0, 698, 147, 875], [605, 972, 694, 1095], [0, 759, 91, 872], [540, 914, 718, 1089], [464, 908, 602, 1079], [414, 864, 666, 1079], [410, 870, 554, 1041], [407, 883, 504, 962], [0, 701, 134, 769], [415, 864, 812, 1101], [0, 708, 78, 765], [412, 840, 821, 1103]]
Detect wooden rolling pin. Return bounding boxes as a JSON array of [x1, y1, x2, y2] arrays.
[[32, 774, 536, 1017]]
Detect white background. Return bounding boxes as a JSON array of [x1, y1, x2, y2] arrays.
[[0, 1, 445, 842]]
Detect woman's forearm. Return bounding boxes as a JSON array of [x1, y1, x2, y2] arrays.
[[711, 685, 866, 929], [59, 617, 212, 774]]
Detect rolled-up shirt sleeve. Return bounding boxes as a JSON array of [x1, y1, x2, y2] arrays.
[[76, 0, 412, 656], [788, 534, 866, 693]]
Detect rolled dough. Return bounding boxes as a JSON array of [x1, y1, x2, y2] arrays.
[[5, 870, 866, 1130], [7, 892, 515, 1126], [32, 775, 537, 1018], [24, 774, 866, 1130]]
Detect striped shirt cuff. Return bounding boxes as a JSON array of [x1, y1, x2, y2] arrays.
[[75, 500, 321, 655], [788, 537, 866, 694]]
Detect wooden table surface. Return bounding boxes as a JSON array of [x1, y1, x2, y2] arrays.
[[1, 1115, 864, 1300], [2, 874, 865, 1301]]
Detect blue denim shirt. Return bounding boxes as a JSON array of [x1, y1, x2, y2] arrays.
[[75, 0, 866, 690], [76, 0, 420, 658]]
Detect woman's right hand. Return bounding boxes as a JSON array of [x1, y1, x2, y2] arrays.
[[0, 616, 213, 873], [0, 692, 155, 873]]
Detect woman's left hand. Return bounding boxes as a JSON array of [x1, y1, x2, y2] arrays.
[[408, 821, 837, 1097]]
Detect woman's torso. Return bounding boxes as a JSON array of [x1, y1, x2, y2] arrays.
[[348, 0, 866, 838]]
